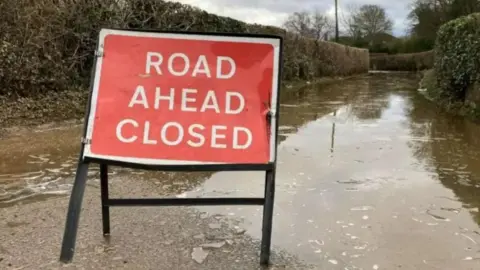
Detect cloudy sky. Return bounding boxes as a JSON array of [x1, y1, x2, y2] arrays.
[[176, 0, 413, 37]]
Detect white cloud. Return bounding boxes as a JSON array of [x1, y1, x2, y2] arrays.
[[177, 0, 290, 26], [174, 0, 411, 36]]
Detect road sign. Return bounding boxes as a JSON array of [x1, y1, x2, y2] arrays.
[[59, 28, 283, 266], [84, 29, 280, 165]]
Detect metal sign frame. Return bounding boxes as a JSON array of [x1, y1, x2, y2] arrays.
[[59, 28, 283, 266]]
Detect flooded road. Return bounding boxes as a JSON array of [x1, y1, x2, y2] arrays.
[[2, 73, 480, 269]]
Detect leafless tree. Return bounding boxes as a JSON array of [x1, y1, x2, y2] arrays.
[[283, 10, 333, 40], [356, 5, 393, 38], [341, 4, 393, 40], [341, 4, 362, 40]]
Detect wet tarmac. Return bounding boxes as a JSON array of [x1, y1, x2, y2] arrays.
[[2, 73, 480, 269]]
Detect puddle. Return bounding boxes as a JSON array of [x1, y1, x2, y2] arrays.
[[184, 73, 480, 268]]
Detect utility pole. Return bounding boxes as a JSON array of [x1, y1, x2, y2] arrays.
[[335, 0, 339, 42]]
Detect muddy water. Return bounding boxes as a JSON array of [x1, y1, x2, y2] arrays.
[[2, 73, 480, 268], [186, 73, 480, 269]]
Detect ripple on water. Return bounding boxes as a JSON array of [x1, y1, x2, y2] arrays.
[[0, 154, 80, 207]]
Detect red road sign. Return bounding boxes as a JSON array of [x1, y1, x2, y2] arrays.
[[83, 29, 281, 165]]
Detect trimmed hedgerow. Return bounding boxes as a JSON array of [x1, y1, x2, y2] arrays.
[[0, 0, 368, 98], [369, 51, 434, 71], [433, 12, 480, 101]]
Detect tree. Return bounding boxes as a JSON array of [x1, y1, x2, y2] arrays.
[[408, 0, 480, 45], [341, 4, 363, 41], [340, 4, 394, 50], [407, 0, 448, 41], [341, 4, 393, 41], [283, 10, 333, 40], [353, 5, 393, 39]]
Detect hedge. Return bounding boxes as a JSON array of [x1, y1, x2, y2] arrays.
[[433, 12, 480, 101], [369, 51, 434, 71], [0, 0, 369, 98]]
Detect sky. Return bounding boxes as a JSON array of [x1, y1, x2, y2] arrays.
[[175, 0, 413, 37]]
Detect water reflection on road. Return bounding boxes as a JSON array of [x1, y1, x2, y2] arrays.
[[2, 73, 480, 268], [186, 73, 480, 269]]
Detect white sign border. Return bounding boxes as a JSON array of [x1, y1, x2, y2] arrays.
[[82, 28, 281, 165]]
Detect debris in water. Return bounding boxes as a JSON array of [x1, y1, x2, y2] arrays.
[[351, 206, 374, 211], [337, 179, 362, 184], [412, 217, 423, 223], [440, 207, 461, 214], [328, 259, 338, 265], [308, 240, 324, 246], [314, 249, 322, 253], [354, 245, 367, 250], [373, 264, 379, 269], [460, 233, 477, 244], [463, 257, 473, 261], [426, 210, 450, 221], [191, 247, 209, 264], [362, 215, 369, 220], [342, 252, 347, 256]]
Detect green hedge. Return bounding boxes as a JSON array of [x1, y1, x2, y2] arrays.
[[0, 0, 369, 98], [434, 12, 480, 101], [369, 51, 434, 71]]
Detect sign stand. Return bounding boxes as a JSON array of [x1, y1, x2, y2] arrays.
[[59, 28, 283, 266]]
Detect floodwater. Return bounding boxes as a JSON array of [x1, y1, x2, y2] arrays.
[[2, 73, 480, 269]]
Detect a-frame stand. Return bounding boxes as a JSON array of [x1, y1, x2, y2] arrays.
[[59, 159, 277, 265], [60, 158, 275, 265]]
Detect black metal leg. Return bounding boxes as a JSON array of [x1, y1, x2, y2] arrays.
[[100, 164, 110, 236], [59, 161, 90, 263], [260, 169, 275, 265]]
